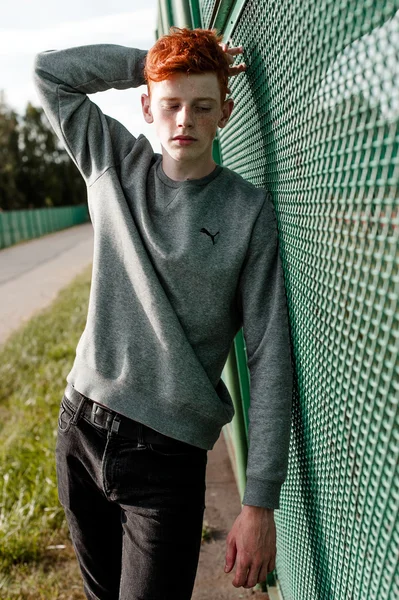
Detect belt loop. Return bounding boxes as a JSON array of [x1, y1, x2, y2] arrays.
[[71, 394, 86, 425], [111, 415, 121, 434], [137, 422, 145, 447]]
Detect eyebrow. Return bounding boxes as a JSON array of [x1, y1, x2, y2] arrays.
[[159, 97, 217, 103]]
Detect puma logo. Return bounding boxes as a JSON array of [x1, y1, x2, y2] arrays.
[[200, 228, 220, 245]]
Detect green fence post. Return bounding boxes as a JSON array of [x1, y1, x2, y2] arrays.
[[210, 127, 250, 502], [10, 212, 17, 246], [189, 0, 202, 28], [26, 209, 34, 239], [0, 214, 4, 250], [222, 345, 248, 500], [171, 0, 192, 27], [159, 0, 173, 33]]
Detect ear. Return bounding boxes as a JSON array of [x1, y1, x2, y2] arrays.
[[218, 98, 234, 129], [141, 92, 154, 124]]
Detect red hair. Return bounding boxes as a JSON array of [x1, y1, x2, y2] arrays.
[[144, 27, 230, 104]]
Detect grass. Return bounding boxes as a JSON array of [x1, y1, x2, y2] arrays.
[[0, 264, 92, 597], [201, 520, 213, 543]]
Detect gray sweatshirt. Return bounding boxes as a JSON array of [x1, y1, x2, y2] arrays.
[[33, 43, 293, 509]]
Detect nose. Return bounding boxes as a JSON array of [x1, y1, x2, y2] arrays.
[[176, 105, 193, 128]]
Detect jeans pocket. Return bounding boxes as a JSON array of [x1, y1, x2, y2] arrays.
[[148, 441, 206, 458], [58, 395, 76, 433]]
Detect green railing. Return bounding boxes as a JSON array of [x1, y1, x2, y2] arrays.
[[0, 204, 90, 250], [157, 2, 399, 598]]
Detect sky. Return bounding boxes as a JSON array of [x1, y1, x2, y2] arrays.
[[0, 0, 161, 152]]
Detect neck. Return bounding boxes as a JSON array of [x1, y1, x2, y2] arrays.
[[161, 151, 217, 182]]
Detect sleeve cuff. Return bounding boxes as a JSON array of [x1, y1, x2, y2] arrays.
[[138, 50, 148, 87], [242, 477, 282, 509]]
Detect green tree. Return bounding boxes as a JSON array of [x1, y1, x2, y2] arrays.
[[0, 91, 86, 211], [16, 101, 86, 210], [0, 91, 24, 210]]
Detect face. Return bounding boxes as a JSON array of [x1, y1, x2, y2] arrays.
[[141, 72, 234, 165]]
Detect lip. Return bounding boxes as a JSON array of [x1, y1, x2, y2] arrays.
[[173, 135, 197, 141], [173, 135, 197, 140], [173, 137, 197, 146]]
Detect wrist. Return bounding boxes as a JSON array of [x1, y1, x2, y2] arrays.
[[242, 504, 274, 513]]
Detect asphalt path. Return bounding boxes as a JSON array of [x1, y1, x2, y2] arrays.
[[0, 223, 93, 346]]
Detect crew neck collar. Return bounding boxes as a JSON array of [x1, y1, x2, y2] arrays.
[[155, 158, 223, 188]]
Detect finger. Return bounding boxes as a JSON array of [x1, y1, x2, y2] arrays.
[[227, 45, 244, 56], [258, 563, 268, 585], [224, 537, 237, 573], [268, 555, 276, 573], [229, 63, 247, 75], [232, 562, 250, 588], [243, 562, 262, 589]]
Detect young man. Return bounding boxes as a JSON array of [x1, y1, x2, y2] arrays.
[[33, 27, 293, 600]]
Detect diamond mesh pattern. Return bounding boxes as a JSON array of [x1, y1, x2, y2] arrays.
[[217, 1, 399, 598], [199, 0, 218, 29]]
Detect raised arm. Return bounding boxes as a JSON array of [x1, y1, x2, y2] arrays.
[[33, 44, 148, 187]]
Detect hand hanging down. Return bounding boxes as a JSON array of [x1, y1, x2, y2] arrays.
[[224, 504, 276, 589]]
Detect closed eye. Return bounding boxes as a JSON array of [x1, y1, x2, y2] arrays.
[[162, 105, 212, 111]]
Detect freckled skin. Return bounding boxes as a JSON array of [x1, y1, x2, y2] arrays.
[[141, 72, 234, 181]]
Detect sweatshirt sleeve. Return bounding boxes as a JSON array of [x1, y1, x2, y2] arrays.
[[237, 191, 294, 509], [32, 44, 148, 187]]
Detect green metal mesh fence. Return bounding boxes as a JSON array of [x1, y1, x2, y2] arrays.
[[199, 0, 218, 29], [214, 0, 398, 598], [0, 204, 89, 250]]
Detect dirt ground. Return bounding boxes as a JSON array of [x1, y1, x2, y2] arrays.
[[191, 431, 274, 600]]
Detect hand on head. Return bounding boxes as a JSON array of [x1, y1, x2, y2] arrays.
[[219, 42, 246, 94]]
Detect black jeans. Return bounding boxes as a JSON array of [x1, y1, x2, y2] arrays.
[[55, 390, 208, 600]]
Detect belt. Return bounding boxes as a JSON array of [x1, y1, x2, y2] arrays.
[[63, 383, 190, 447]]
